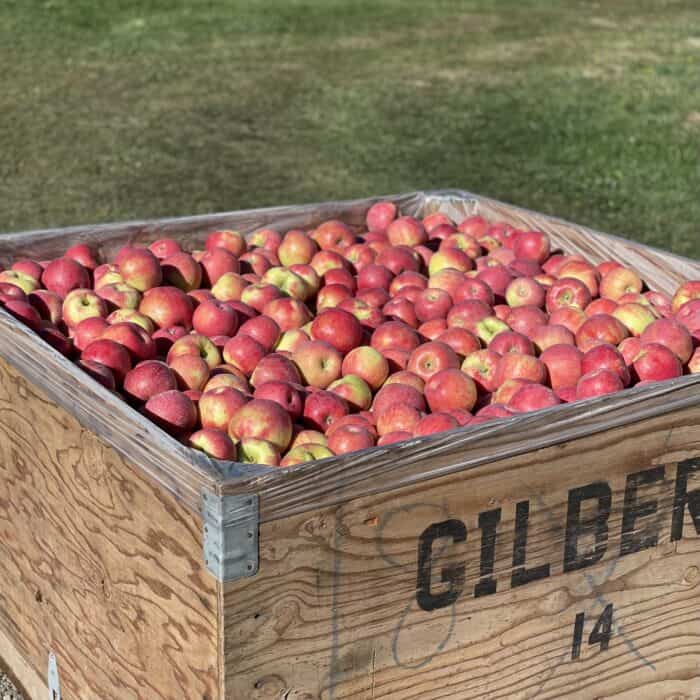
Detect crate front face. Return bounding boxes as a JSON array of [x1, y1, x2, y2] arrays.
[[222, 406, 700, 700]]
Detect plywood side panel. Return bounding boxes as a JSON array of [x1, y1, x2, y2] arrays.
[[0, 356, 220, 700], [222, 406, 700, 699]]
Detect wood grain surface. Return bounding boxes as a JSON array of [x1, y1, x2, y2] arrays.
[[0, 356, 220, 700], [222, 406, 700, 699]]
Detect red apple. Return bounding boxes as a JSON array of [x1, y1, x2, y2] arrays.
[[341, 345, 389, 391], [313, 220, 355, 250], [407, 341, 460, 382], [192, 300, 239, 337], [640, 318, 693, 363], [28, 290, 63, 324], [199, 387, 249, 431], [387, 216, 427, 247], [161, 252, 202, 292], [366, 201, 398, 232], [435, 328, 481, 357], [96, 282, 141, 311], [77, 359, 116, 391], [228, 398, 293, 450], [582, 343, 630, 386], [476, 266, 514, 300], [206, 230, 247, 256], [576, 369, 624, 400], [328, 375, 373, 411], [139, 286, 193, 330], [73, 316, 109, 352], [123, 360, 178, 403], [223, 335, 267, 376], [149, 238, 182, 259], [144, 390, 197, 435], [507, 384, 560, 413], [599, 267, 643, 301], [41, 258, 90, 297], [540, 344, 583, 390], [546, 277, 592, 313], [548, 306, 586, 334], [118, 248, 162, 292], [311, 308, 364, 354], [558, 260, 600, 297], [575, 314, 629, 352], [492, 378, 534, 405], [424, 369, 477, 413], [327, 425, 375, 454], [200, 248, 240, 287], [383, 370, 425, 392], [376, 245, 420, 275], [250, 353, 302, 387], [446, 299, 492, 330], [611, 302, 656, 336], [461, 349, 501, 393], [672, 280, 700, 313], [102, 322, 156, 363], [513, 230, 550, 263], [82, 338, 132, 384], [585, 298, 619, 317], [168, 354, 210, 391], [618, 337, 643, 367], [530, 324, 575, 353], [292, 340, 343, 389], [505, 305, 548, 337], [505, 277, 545, 308], [489, 331, 535, 357], [495, 353, 547, 385], [189, 429, 237, 460], [302, 390, 349, 433]]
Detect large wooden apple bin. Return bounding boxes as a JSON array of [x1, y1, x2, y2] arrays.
[[0, 191, 698, 700]]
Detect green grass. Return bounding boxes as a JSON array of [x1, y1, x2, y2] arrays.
[[1, 0, 699, 257]]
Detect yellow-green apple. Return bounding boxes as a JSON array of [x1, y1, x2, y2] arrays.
[[440, 233, 481, 259], [278, 230, 318, 266], [81, 338, 132, 384], [546, 277, 592, 313], [340, 345, 389, 391], [96, 282, 141, 311], [280, 442, 333, 466], [11, 259, 43, 282], [582, 343, 630, 386], [530, 324, 575, 353], [239, 250, 271, 276], [489, 330, 535, 356], [28, 290, 63, 324], [275, 328, 310, 354], [229, 397, 292, 450], [639, 318, 692, 363], [328, 375, 372, 411], [476, 266, 514, 300], [123, 360, 177, 403], [672, 281, 700, 313], [199, 387, 249, 431], [240, 283, 282, 313], [505, 277, 545, 308], [557, 260, 600, 296], [599, 266, 643, 301], [687, 347, 700, 374], [435, 328, 480, 357], [475, 316, 510, 345], [144, 390, 197, 435], [117, 248, 162, 292], [107, 309, 154, 333], [149, 238, 182, 259], [262, 297, 313, 331], [575, 313, 629, 352], [312, 220, 355, 250], [505, 305, 548, 336], [611, 302, 656, 336], [327, 424, 375, 454], [460, 349, 500, 393], [513, 230, 550, 263], [262, 267, 310, 300], [495, 352, 547, 385], [61, 289, 108, 329], [211, 272, 248, 301], [168, 333, 221, 369], [189, 428, 236, 460], [366, 201, 397, 232], [102, 322, 156, 362], [139, 286, 193, 330], [206, 230, 247, 256], [161, 252, 202, 291], [302, 390, 349, 433], [291, 340, 343, 388], [575, 369, 624, 400], [310, 308, 363, 355], [290, 429, 328, 449], [237, 438, 279, 465], [77, 359, 116, 390], [585, 298, 618, 317], [94, 264, 123, 289], [250, 353, 302, 387], [192, 299, 238, 337], [200, 248, 240, 287], [539, 344, 582, 390], [407, 341, 460, 382], [386, 216, 427, 247], [428, 248, 473, 276], [424, 368, 477, 413], [507, 384, 560, 413]]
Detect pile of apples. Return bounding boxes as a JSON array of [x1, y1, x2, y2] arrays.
[[0, 201, 698, 467]]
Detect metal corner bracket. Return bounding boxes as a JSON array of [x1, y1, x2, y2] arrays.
[[48, 651, 61, 699], [201, 489, 259, 582]]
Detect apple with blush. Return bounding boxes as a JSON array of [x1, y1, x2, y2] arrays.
[[123, 360, 178, 403], [206, 230, 247, 257], [539, 344, 582, 390], [599, 266, 643, 301], [576, 369, 624, 400]]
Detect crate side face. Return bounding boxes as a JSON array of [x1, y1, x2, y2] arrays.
[[222, 406, 700, 699], [0, 356, 221, 700]]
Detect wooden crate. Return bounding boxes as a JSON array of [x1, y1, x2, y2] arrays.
[[0, 191, 698, 700]]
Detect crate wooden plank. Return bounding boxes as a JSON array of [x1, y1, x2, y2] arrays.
[[221, 405, 700, 699], [0, 356, 221, 700]]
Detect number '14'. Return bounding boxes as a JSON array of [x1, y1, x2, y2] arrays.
[[571, 603, 613, 660]]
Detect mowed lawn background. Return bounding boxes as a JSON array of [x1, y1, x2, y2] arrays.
[[1, 0, 699, 257]]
